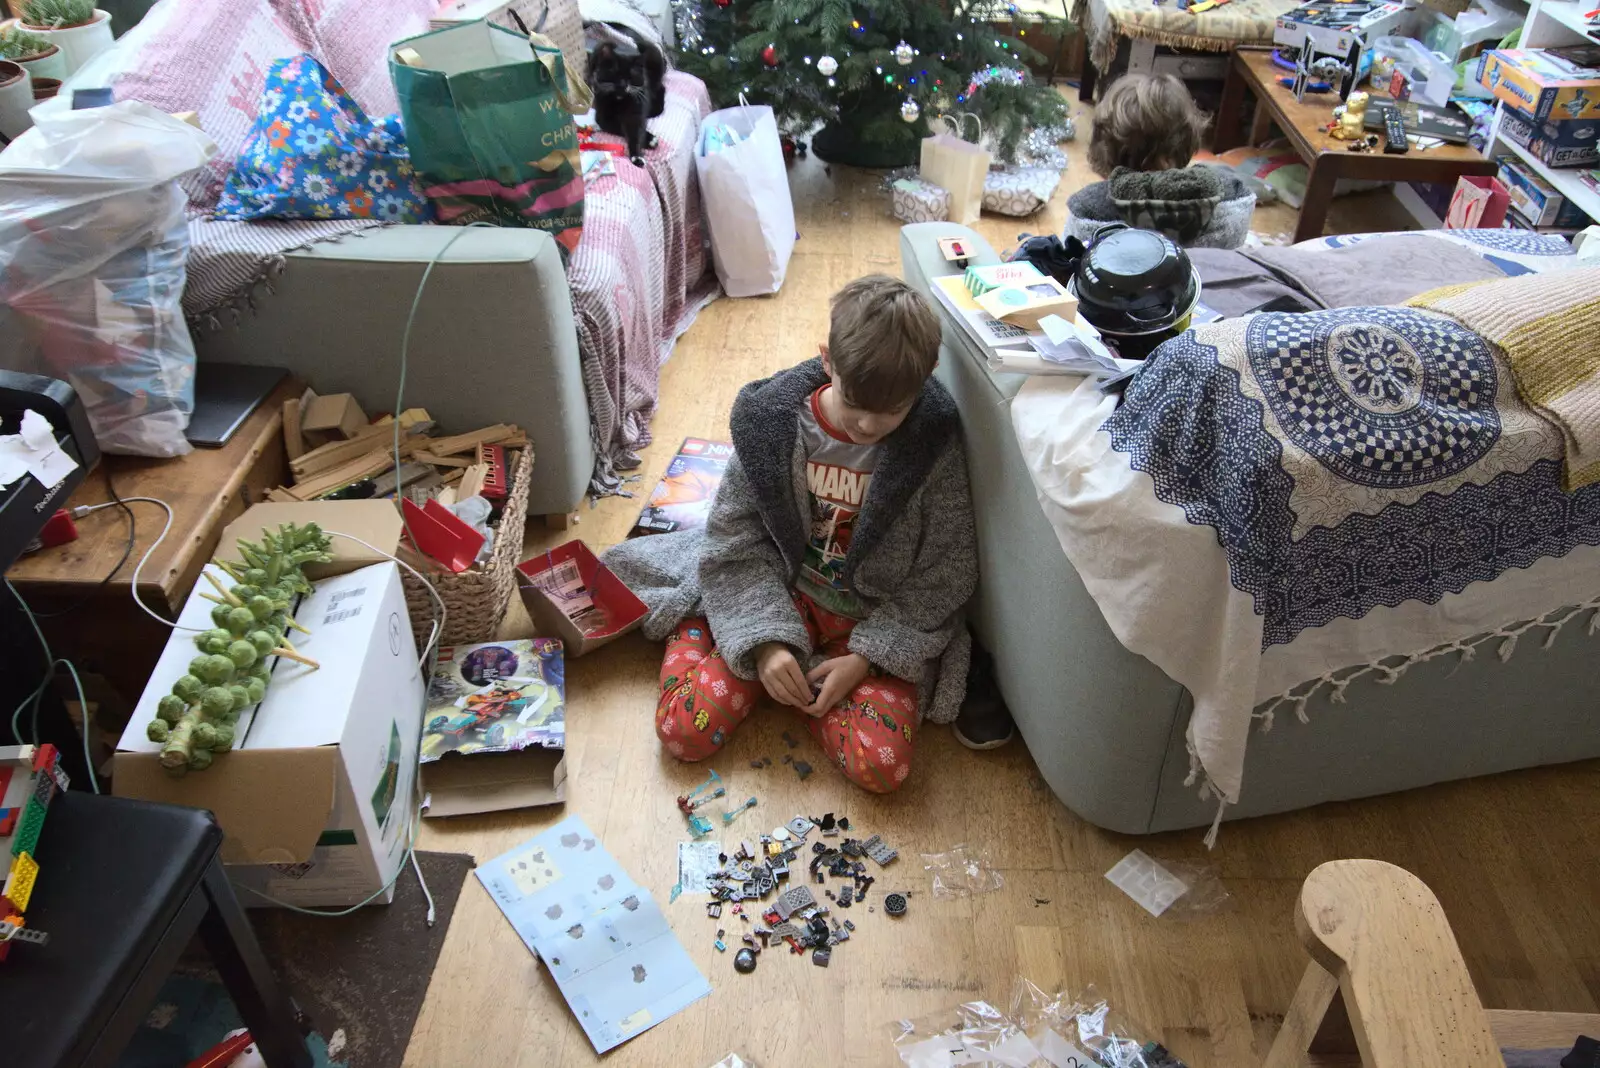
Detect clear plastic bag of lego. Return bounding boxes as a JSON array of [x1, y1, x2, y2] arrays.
[[0, 101, 216, 456], [704, 1055, 759, 1068], [891, 997, 1041, 1067], [1009, 980, 1189, 1067], [887, 978, 1189, 1068], [921, 843, 1005, 899], [1104, 850, 1231, 920]]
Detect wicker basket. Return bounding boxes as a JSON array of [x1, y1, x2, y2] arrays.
[[402, 444, 533, 647]]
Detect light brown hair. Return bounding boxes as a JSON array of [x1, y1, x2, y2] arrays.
[[1088, 73, 1211, 177], [827, 274, 941, 412]]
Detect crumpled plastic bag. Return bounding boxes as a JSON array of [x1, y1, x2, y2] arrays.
[[0, 101, 216, 456], [921, 843, 1005, 899]]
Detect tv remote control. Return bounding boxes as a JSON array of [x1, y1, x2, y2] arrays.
[[1383, 108, 1409, 153]]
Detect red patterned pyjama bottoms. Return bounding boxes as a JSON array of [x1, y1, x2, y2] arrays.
[[655, 592, 919, 793]]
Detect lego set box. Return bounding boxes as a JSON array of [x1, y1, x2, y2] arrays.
[[419, 638, 568, 817], [116, 561, 425, 908]]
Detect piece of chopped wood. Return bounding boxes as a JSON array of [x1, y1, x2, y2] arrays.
[[282, 399, 305, 461], [440, 468, 465, 486], [265, 487, 302, 503], [424, 424, 521, 457], [412, 450, 473, 469], [291, 422, 409, 478], [436, 486, 458, 508], [292, 450, 396, 500], [457, 462, 488, 500]]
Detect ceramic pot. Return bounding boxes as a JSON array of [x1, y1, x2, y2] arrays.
[[32, 75, 60, 100], [22, 8, 113, 77], [15, 43, 68, 83], [0, 59, 33, 140]]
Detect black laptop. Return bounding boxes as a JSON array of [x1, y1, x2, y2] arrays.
[[186, 363, 291, 448]]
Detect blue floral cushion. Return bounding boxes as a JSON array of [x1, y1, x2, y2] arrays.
[[215, 54, 432, 224]]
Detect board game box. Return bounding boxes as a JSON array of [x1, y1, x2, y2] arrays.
[[631, 437, 735, 536], [421, 638, 567, 815]]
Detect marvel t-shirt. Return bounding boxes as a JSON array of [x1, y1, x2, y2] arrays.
[[795, 386, 881, 618]]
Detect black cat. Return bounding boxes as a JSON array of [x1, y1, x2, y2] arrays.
[[584, 22, 666, 167]]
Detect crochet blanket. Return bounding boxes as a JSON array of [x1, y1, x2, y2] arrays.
[[1011, 259, 1600, 825], [571, 71, 718, 494], [1408, 267, 1600, 491]]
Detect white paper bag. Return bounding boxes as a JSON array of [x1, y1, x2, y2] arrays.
[[695, 100, 796, 297], [920, 114, 989, 226]]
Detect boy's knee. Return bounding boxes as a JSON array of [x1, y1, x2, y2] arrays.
[[656, 684, 728, 759], [854, 747, 912, 793]]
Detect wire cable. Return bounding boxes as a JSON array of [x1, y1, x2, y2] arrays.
[[72, 494, 200, 632], [35, 469, 136, 619], [6, 578, 99, 792]]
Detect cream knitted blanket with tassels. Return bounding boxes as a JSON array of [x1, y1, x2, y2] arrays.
[[1409, 266, 1600, 490]]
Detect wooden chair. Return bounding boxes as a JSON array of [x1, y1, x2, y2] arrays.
[[1265, 859, 1600, 1068]]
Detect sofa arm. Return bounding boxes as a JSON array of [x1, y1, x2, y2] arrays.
[[193, 225, 593, 517]]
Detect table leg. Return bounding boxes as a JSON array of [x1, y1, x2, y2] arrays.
[[1293, 158, 1341, 243], [1248, 97, 1275, 147], [198, 863, 312, 1068], [1214, 55, 1249, 153]]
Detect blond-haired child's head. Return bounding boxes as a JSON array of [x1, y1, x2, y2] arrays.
[[819, 274, 941, 443], [1088, 73, 1211, 177]]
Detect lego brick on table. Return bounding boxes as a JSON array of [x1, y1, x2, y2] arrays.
[[5, 852, 39, 912]]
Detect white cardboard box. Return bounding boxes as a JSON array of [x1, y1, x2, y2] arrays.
[[115, 562, 425, 908]]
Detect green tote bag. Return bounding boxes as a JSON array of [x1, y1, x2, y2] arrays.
[[390, 21, 590, 256]]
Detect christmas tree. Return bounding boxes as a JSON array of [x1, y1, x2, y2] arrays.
[[671, 0, 1072, 168]]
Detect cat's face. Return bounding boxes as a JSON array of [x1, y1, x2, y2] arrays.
[[590, 43, 647, 95]]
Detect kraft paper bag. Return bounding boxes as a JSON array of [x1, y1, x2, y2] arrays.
[[920, 114, 989, 226]]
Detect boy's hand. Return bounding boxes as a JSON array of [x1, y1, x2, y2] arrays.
[[803, 653, 870, 718], [756, 642, 810, 707]]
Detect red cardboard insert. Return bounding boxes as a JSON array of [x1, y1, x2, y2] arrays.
[[516, 540, 647, 656]]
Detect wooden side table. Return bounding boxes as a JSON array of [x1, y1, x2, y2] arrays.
[[8, 377, 298, 704], [1214, 48, 1500, 243]]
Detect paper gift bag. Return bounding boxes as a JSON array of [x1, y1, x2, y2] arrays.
[[1445, 175, 1509, 229], [920, 114, 989, 226]]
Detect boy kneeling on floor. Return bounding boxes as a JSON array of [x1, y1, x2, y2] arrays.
[[603, 275, 984, 792]]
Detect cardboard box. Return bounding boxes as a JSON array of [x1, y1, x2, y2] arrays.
[[976, 277, 1078, 331], [421, 638, 567, 816], [116, 561, 425, 908], [301, 393, 368, 445], [1497, 156, 1593, 227], [218, 500, 403, 583], [1498, 104, 1600, 169], [517, 540, 647, 657], [1478, 48, 1600, 123], [1274, 1, 1417, 80]]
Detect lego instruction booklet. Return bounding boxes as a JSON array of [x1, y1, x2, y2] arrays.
[[477, 815, 711, 1054]]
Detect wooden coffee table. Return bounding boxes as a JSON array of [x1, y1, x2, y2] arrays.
[[1214, 47, 1499, 243]]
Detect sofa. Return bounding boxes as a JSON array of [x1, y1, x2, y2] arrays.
[[51, 0, 714, 517], [901, 222, 1600, 835]]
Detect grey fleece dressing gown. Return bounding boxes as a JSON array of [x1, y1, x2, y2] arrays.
[[600, 358, 978, 724]]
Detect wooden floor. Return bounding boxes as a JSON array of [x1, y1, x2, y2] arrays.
[[402, 122, 1600, 1067]]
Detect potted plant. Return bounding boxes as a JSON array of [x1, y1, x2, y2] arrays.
[[18, 0, 114, 77], [0, 25, 67, 84], [0, 59, 34, 141]]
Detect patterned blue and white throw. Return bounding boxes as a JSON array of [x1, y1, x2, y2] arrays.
[[1010, 241, 1600, 812]]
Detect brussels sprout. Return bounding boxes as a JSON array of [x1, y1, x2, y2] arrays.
[[193, 722, 218, 749], [248, 594, 276, 621], [188, 748, 213, 770], [211, 723, 236, 751], [157, 694, 187, 725], [227, 640, 258, 669], [245, 568, 268, 585], [226, 606, 255, 635], [230, 584, 260, 601], [200, 686, 235, 717], [211, 602, 234, 628], [172, 674, 205, 702], [228, 684, 252, 710], [244, 677, 267, 704], [248, 629, 277, 655], [146, 720, 170, 743]]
